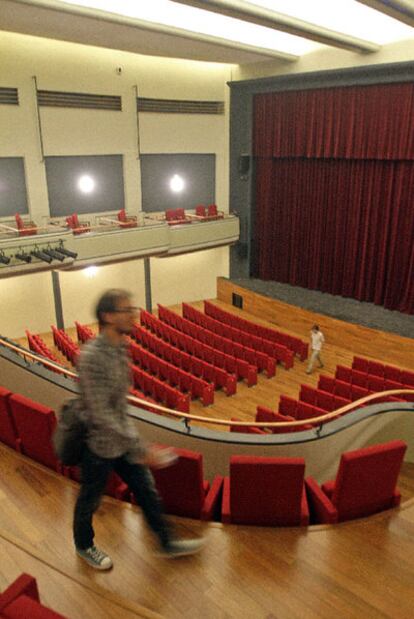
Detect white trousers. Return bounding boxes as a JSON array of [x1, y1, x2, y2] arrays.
[[307, 350, 324, 373]]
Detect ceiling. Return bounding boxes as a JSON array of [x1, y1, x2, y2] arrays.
[[0, 0, 413, 65]]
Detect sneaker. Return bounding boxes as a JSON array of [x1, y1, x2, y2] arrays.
[[158, 537, 205, 559], [76, 545, 113, 570]]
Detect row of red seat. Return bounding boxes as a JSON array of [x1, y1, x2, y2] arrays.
[[204, 300, 308, 360], [335, 365, 414, 402], [0, 387, 407, 527], [129, 364, 190, 413], [158, 304, 270, 377], [0, 387, 164, 502], [352, 356, 414, 385], [140, 310, 258, 387], [0, 573, 67, 618], [51, 326, 79, 366], [182, 302, 281, 372], [74, 321, 95, 344], [129, 340, 214, 406], [26, 331, 60, 365], [132, 324, 237, 395]]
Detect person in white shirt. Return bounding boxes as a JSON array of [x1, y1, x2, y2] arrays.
[[306, 325, 325, 375]]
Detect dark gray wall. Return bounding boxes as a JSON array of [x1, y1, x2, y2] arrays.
[[45, 155, 125, 216], [228, 60, 414, 280], [140, 153, 215, 212], [0, 157, 28, 216]]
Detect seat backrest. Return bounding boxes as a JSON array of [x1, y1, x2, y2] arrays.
[[8, 394, 59, 470], [165, 209, 176, 221], [118, 208, 127, 222], [174, 208, 185, 220], [207, 203, 218, 216], [151, 447, 205, 518], [72, 213, 80, 227], [229, 455, 306, 525], [0, 387, 19, 449], [332, 440, 407, 521], [14, 213, 24, 229]]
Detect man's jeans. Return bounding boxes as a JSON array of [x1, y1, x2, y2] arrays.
[[73, 447, 171, 550]]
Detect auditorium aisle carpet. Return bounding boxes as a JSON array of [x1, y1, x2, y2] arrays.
[[231, 279, 414, 339]]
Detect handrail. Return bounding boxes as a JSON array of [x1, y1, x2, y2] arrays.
[[1, 335, 413, 428]]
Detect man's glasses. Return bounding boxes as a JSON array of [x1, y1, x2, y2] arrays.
[[113, 306, 138, 313]]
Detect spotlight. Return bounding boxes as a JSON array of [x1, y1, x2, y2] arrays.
[[0, 252, 10, 265], [15, 252, 32, 263], [43, 248, 66, 262], [170, 174, 185, 193], [31, 250, 53, 264], [57, 246, 78, 259], [78, 175, 95, 194]]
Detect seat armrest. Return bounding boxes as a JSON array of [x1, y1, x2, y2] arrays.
[[201, 475, 224, 521], [221, 477, 231, 524], [300, 486, 310, 526], [305, 477, 338, 524], [0, 574, 39, 611]]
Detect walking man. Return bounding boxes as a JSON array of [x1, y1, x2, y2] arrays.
[[73, 288, 204, 570], [306, 324, 325, 375]]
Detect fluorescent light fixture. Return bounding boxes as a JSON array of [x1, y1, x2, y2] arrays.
[[170, 174, 185, 193], [61, 0, 414, 54], [78, 174, 95, 194], [60, 0, 321, 55], [83, 265, 99, 277], [248, 0, 413, 45]]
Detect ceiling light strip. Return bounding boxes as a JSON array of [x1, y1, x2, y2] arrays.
[[171, 0, 380, 53], [11, 0, 299, 61]]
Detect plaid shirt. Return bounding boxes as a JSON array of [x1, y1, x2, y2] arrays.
[[78, 333, 145, 462]]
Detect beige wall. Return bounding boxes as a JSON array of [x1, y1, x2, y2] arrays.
[[0, 272, 56, 338], [58, 260, 146, 328], [235, 37, 414, 81], [0, 31, 232, 338], [151, 247, 229, 308]]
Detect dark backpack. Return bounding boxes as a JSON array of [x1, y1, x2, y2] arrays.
[[53, 398, 87, 466]]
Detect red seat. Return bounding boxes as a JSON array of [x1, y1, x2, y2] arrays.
[[384, 365, 402, 382], [278, 395, 298, 418], [222, 455, 309, 526], [15, 213, 37, 236], [0, 387, 20, 450], [195, 204, 206, 217], [299, 384, 316, 405], [230, 417, 267, 434], [336, 365, 352, 383], [352, 356, 368, 373], [66, 213, 89, 234], [8, 394, 60, 472], [318, 374, 336, 393], [305, 440, 407, 524], [256, 407, 311, 433], [367, 360, 385, 377], [0, 573, 68, 618], [150, 447, 223, 520], [117, 208, 137, 228]]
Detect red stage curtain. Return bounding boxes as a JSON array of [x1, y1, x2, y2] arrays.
[[253, 83, 414, 313], [254, 158, 414, 313], [254, 83, 414, 160]]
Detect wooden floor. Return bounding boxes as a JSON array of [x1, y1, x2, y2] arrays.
[[1, 443, 414, 619]]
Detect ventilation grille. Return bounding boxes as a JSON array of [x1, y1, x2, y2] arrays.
[[37, 90, 122, 111], [137, 97, 224, 114], [0, 87, 18, 105]]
